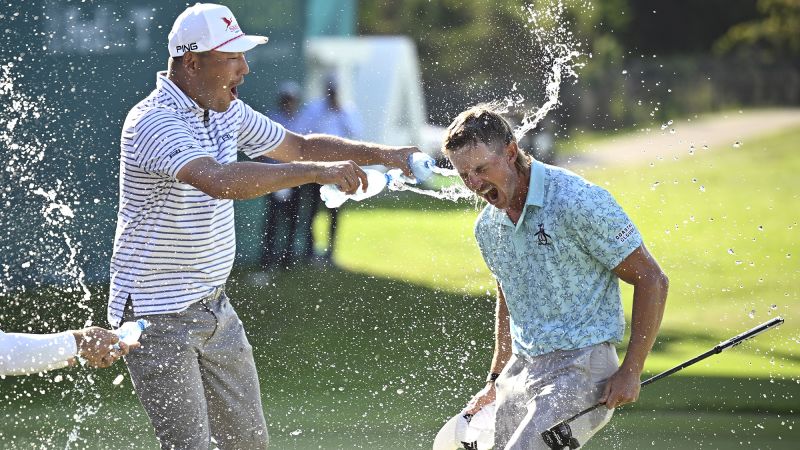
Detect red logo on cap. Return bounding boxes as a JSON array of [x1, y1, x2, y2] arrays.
[[221, 17, 240, 32]]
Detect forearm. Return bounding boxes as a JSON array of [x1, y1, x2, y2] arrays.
[[0, 331, 75, 376], [621, 275, 669, 373], [297, 134, 407, 167], [190, 161, 320, 200], [490, 284, 513, 375]]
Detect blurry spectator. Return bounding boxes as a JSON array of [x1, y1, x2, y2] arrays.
[[257, 81, 304, 272], [294, 74, 364, 265]]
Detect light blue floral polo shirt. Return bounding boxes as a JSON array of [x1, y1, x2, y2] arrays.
[[475, 160, 642, 357]]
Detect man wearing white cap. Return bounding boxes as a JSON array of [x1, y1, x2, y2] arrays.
[[110, 3, 417, 449]]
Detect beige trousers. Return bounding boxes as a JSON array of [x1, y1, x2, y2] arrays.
[[495, 343, 619, 449]]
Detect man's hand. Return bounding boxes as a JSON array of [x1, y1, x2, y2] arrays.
[[386, 147, 420, 178], [599, 365, 641, 409], [464, 382, 497, 415], [313, 161, 369, 195], [72, 327, 138, 369]]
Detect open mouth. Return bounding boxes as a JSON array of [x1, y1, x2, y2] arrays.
[[230, 85, 238, 99], [478, 185, 499, 204]]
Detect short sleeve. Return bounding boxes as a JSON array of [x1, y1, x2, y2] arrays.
[[122, 108, 210, 178], [569, 183, 643, 270], [474, 207, 498, 275], [237, 101, 286, 159]]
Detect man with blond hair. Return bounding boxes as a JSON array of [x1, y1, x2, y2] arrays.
[[443, 105, 668, 449]]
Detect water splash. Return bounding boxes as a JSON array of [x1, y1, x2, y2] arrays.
[[1, 61, 99, 447], [399, 1, 587, 203], [499, 1, 586, 142], [391, 181, 476, 203]]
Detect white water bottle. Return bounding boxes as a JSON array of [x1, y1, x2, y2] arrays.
[[320, 168, 396, 208], [114, 319, 150, 347], [408, 152, 437, 183]]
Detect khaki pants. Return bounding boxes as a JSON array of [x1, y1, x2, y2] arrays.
[[495, 343, 619, 449], [123, 288, 269, 450]]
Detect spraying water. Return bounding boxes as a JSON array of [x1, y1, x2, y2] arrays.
[[394, 1, 585, 202], [1, 61, 103, 449]]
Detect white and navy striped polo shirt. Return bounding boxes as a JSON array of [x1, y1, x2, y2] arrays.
[[107, 72, 285, 327]]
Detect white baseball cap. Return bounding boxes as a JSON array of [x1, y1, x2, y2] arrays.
[[432, 402, 495, 450], [168, 3, 268, 58]]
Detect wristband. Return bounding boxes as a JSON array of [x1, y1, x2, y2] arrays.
[[486, 372, 500, 383]]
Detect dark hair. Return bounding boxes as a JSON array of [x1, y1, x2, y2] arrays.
[[443, 104, 531, 172]]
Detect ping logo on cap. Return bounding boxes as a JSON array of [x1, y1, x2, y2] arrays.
[[175, 42, 199, 54]]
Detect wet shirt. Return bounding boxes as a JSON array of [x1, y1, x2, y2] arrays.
[[108, 72, 285, 327], [475, 160, 642, 357]]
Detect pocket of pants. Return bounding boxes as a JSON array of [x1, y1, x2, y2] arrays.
[[589, 344, 618, 385]]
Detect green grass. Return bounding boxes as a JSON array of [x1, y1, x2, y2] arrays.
[[2, 127, 799, 448]]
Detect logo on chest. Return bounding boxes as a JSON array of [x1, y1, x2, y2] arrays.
[[534, 223, 552, 246], [218, 132, 234, 144]]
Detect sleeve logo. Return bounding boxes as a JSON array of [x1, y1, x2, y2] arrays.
[[615, 222, 635, 242]]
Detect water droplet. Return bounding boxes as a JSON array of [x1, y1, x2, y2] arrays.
[[771, 304, 778, 310], [733, 141, 742, 148], [749, 310, 755, 319], [728, 249, 735, 255], [699, 185, 706, 192], [758, 225, 764, 231], [621, 69, 628, 74], [112, 374, 125, 385]]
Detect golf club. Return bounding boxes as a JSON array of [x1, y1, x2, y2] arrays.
[[541, 316, 785, 449]]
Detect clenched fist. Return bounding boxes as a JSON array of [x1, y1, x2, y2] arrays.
[[313, 160, 369, 195]]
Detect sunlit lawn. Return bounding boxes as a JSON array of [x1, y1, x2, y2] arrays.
[[2, 127, 798, 449]]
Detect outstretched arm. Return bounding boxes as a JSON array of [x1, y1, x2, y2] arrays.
[[0, 327, 135, 376], [176, 157, 368, 200], [601, 244, 669, 409], [177, 130, 419, 200], [267, 131, 417, 176]]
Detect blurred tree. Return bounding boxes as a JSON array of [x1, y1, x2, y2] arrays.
[[358, 1, 795, 131], [359, 0, 629, 127], [621, 0, 758, 55], [714, 0, 800, 60]]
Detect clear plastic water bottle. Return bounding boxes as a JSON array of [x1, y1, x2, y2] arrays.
[[320, 168, 396, 208], [114, 319, 150, 347], [408, 152, 437, 184]]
